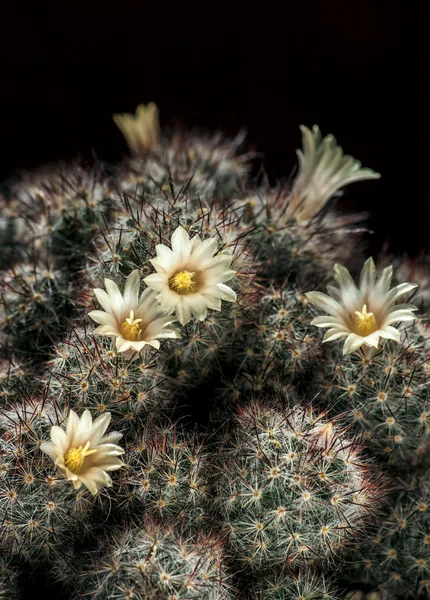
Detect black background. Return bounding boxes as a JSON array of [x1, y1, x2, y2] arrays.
[[0, 2, 428, 256]]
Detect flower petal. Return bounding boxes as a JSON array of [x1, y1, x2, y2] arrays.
[[378, 326, 401, 342], [343, 333, 365, 355], [93, 288, 114, 314], [175, 299, 192, 325], [171, 226, 191, 263], [122, 270, 140, 310], [144, 273, 168, 292], [50, 425, 69, 451], [305, 291, 345, 317], [213, 283, 237, 303], [87, 310, 117, 326], [66, 410, 80, 440], [157, 288, 181, 313], [359, 257, 376, 297], [89, 413, 112, 446]]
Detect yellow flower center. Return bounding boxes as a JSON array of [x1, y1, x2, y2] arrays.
[[64, 441, 97, 474], [354, 304, 378, 336], [120, 310, 143, 341], [169, 270, 196, 294]]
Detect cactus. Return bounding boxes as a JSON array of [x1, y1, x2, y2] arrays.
[[346, 479, 430, 599], [54, 519, 233, 600], [252, 570, 342, 600], [213, 396, 382, 571], [1, 103, 427, 600]]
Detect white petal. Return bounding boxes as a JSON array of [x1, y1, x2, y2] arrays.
[[116, 338, 132, 352], [343, 333, 365, 355], [333, 264, 362, 312], [153, 244, 176, 271], [384, 310, 418, 325], [310, 316, 347, 329], [93, 443, 125, 456], [144, 273, 168, 292], [378, 326, 401, 342], [89, 413, 112, 446], [104, 279, 124, 312], [39, 441, 58, 460], [305, 291, 345, 317], [171, 226, 191, 263], [66, 410, 80, 440], [50, 426, 69, 451], [190, 237, 218, 264], [384, 283, 418, 307], [99, 431, 123, 445], [205, 268, 236, 285], [129, 340, 147, 352], [359, 257, 376, 297], [149, 256, 169, 273], [145, 339, 160, 349], [175, 299, 192, 325], [184, 295, 208, 321], [150, 328, 180, 339], [205, 254, 234, 269], [122, 270, 140, 309], [157, 288, 181, 313], [72, 410, 93, 447], [93, 288, 114, 314], [362, 331, 380, 348], [78, 471, 104, 495], [144, 316, 178, 339], [323, 329, 349, 342], [87, 310, 117, 326], [213, 283, 237, 303], [93, 324, 119, 336], [201, 294, 222, 311]]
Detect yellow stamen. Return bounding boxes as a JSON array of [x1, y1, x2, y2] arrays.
[[64, 441, 97, 474], [169, 270, 197, 294], [120, 310, 143, 341], [354, 304, 377, 336]]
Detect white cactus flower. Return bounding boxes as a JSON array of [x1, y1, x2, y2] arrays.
[[40, 410, 124, 495], [144, 225, 237, 326], [88, 270, 180, 353], [112, 102, 160, 154], [306, 258, 418, 355], [285, 125, 380, 222]]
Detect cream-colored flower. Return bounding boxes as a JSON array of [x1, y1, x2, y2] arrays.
[[112, 102, 160, 154], [284, 125, 380, 222], [88, 270, 180, 352], [144, 226, 237, 326], [40, 410, 124, 495], [306, 258, 418, 355]]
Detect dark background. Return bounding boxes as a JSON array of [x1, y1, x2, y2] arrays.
[[0, 2, 428, 259]]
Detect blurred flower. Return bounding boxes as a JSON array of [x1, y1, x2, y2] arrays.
[[88, 270, 179, 352], [40, 410, 124, 495], [113, 102, 160, 154], [144, 226, 236, 325], [285, 125, 380, 222], [306, 257, 418, 354]]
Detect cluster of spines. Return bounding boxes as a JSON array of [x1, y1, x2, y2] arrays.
[[345, 481, 430, 598], [53, 518, 233, 600], [46, 327, 172, 435], [212, 396, 382, 575], [0, 387, 102, 563], [116, 424, 213, 525]]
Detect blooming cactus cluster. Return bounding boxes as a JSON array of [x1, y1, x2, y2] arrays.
[[0, 103, 427, 600]]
